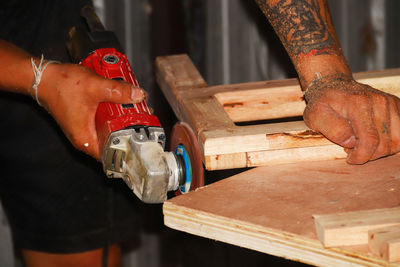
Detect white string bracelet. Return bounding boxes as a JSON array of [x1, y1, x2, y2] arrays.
[[31, 55, 60, 106]]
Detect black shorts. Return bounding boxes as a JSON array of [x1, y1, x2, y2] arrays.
[[0, 0, 141, 253], [0, 109, 141, 253]]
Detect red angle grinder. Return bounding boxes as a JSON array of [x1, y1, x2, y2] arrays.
[[67, 6, 203, 203]]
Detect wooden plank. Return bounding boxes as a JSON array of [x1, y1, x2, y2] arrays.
[[155, 54, 207, 91], [212, 71, 400, 123], [204, 145, 345, 170], [155, 54, 209, 132], [247, 145, 346, 167], [204, 152, 247, 170], [163, 154, 400, 266], [369, 225, 400, 262], [200, 121, 333, 156], [214, 85, 305, 122], [313, 207, 400, 247], [155, 54, 400, 170]]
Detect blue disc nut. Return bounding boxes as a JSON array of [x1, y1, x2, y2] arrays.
[[176, 144, 192, 193]]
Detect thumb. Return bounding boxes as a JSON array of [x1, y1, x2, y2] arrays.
[[304, 102, 356, 148], [97, 79, 145, 104]]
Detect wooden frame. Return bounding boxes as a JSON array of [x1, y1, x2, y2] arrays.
[[155, 54, 400, 170]]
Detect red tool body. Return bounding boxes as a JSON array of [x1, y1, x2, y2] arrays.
[[80, 48, 161, 154]]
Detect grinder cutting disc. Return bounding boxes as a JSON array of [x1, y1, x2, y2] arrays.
[[170, 122, 204, 194]]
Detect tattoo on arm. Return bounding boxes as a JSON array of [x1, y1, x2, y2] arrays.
[[255, 0, 339, 61]]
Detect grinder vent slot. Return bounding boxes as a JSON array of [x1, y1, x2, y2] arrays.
[[111, 150, 117, 170], [110, 149, 125, 172]]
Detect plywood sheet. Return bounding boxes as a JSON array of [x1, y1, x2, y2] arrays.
[[164, 154, 400, 266]]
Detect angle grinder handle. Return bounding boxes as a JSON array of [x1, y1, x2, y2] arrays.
[[80, 5, 105, 32]]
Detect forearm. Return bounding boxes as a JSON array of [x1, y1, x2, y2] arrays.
[[255, 0, 352, 89], [0, 39, 37, 95]]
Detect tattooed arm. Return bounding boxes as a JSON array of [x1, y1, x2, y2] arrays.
[[256, 0, 400, 164]]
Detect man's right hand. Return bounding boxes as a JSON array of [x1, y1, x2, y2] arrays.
[[303, 75, 400, 164]]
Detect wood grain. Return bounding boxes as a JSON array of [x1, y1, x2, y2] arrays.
[[313, 207, 400, 247], [369, 225, 400, 262]]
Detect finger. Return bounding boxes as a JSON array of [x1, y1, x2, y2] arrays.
[[370, 94, 391, 160], [304, 102, 356, 148], [97, 79, 145, 104], [346, 97, 379, 164]]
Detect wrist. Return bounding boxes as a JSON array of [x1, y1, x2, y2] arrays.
[[295, 53, 352, 90], [303, 73, 353, 102], [31, 57, 61, 107]]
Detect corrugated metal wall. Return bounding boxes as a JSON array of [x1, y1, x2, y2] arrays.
[[100, 0, 397, 89], [205, 0, 391, 86]]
